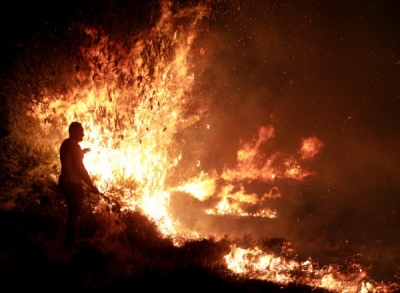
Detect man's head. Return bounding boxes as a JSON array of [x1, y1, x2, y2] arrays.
[[68, 121, 84, 142]]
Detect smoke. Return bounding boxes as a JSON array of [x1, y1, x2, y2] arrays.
[[173, 0, 400, 281]]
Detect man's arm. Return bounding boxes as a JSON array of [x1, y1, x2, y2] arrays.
[[72, 149, 99, 194]]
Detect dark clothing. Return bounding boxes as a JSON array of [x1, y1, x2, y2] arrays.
[[59, 137, 89, 250], [59, 181, 84, 250], [59, 138, 85, 184], [60, 181, 84, 216], [59, 121, 99, 250], [59, 123, 99, 251]]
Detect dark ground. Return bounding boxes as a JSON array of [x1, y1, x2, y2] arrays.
[[0, 188, 333, 293]]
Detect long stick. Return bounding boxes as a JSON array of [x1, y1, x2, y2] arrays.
[[97, 192, 127, 225]]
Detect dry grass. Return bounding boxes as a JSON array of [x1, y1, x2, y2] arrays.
[[0, 180, 332, 293]]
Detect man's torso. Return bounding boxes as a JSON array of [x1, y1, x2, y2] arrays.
[[59, 138, 83, 184]]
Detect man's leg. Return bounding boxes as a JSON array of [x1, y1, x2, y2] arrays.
[[61, 183, 84, 250], [64, 212, 79, 250]]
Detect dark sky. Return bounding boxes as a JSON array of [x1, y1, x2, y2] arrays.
[[0, 1, 72, 67], [186, 0, 400, 281], [193, 0, 400, 199]]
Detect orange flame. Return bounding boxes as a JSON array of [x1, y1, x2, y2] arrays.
[[176, 170, 217, 201], [225, 245, 388, 293], [176, 124, 315, 219], [30, 1, 397, 291], [300, 136, 324, 159], [33, 0, 210, 237]]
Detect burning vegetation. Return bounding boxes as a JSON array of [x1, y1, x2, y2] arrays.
[[0, 1, 399, 292]]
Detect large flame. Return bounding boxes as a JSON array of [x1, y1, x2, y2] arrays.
[[33, 1, 210, 237], [30, 1, 397, 292]]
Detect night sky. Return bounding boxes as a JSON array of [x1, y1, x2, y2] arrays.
[[192, 1, 400, 214], [184, 0, 400, 282], [1, 0, 400, 285]]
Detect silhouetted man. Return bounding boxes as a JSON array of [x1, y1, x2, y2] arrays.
[[59, 121, 99, 251]]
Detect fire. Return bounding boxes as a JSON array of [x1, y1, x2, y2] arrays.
[[204, 184, 278, 218], [300, 136, 324, 159], [177, 124, 316, 219], [32, 0, 210, 237], [29, 1, 398, 292], [176, 170, 217, 201], [32, 0, 318, 233], [225, 245, 388, 293]]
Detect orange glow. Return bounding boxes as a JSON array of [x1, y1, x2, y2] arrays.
[[176, 170, 217, 201], [30, 1, 396, 292], [204, 184, 278, 218], [33, 1, 210, 237], [300, 136, 324, 159], [224, 245, 387, 293]]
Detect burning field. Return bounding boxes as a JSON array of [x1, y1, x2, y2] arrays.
[[1, 0, 400, 292]]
